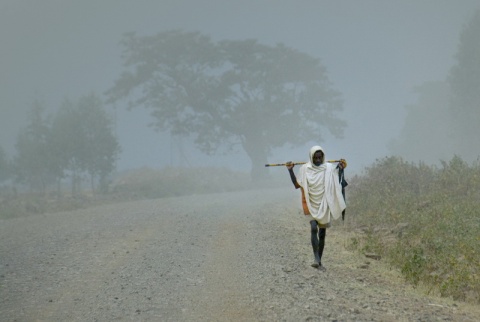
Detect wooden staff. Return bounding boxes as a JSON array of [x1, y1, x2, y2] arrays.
[[265, 160, 342, 167]]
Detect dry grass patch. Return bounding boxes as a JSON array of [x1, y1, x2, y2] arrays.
[[346, 156, 480, 303]]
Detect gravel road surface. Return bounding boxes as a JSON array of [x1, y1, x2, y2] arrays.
[[1, 187, 479, 321]]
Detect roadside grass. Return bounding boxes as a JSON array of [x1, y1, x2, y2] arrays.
[[0, 166, 283, 219], [0, 194, 93, 219], [346, 155, 480, 304], [110, 166, 256, 199]]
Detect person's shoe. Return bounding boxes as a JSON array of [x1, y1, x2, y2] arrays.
[[318, 264, 326, 271], [311, 261, 320, 268]]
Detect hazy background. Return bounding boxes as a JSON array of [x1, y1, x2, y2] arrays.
[[2, 0, 479, 174]]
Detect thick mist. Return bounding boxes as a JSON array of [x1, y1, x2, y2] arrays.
[[1, 0, 479, 175]]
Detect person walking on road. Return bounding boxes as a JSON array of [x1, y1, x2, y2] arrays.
[[286, 145, 346, 270]]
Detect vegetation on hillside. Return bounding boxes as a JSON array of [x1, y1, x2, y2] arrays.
[[346, 155, 480, 303]]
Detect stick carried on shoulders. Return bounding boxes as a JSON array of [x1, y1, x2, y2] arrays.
[[265, 160, 342, 167]]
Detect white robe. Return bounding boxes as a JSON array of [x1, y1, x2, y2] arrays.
[[298, 148, 346, 225]]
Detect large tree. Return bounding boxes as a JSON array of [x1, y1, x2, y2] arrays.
[[448, 10, 480, 161], [107, 31, 345, 178]]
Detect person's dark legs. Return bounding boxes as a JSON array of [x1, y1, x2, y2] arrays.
[[310, 220, 327, 270], [318, 227, 326, 270], [310, 220, 321, 267]]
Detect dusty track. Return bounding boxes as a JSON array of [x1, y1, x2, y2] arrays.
[[1, 188, 479, 321]]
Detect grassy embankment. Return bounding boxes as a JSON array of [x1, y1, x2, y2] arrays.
[[346, 155, 479, 304]]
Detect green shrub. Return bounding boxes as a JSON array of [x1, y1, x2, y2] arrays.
[[347, 155, 480, 303]]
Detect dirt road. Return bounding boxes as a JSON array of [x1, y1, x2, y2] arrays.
[[1, 188, 479, 321]]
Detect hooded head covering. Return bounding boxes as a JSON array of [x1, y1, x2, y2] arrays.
[[309, 145, 325, 167]]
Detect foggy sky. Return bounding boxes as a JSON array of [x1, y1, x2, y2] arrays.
[[1, 0, 479, 174]]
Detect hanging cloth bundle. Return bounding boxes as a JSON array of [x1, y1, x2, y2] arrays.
[[338, 167, 348, 221]]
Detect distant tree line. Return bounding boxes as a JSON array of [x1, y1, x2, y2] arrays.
[[390, 10, 480, 164], [0, 93, 120, 196]]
